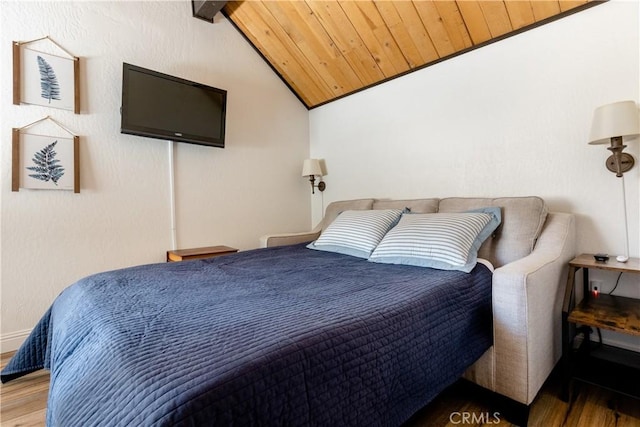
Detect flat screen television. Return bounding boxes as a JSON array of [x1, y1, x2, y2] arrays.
[[121, 63, 227, 148]]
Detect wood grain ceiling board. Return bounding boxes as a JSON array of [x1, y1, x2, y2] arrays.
[[224, 1, 603, 109]]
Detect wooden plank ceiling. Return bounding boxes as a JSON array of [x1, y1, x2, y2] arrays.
[[223, 1, 601, 109]]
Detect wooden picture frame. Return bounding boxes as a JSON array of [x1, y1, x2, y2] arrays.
[[13, 37, 80, 114], [12, 125, 80, 193]]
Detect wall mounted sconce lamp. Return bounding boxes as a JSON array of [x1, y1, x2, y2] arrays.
[[302, 159, 326, 194], [589, 100, 639, 177], [588, 100, 639, 262]]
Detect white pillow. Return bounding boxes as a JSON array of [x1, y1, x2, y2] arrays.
[[368, 208, 501, 272], [307, 209, 403, 259]]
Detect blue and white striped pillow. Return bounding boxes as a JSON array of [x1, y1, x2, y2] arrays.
[[369, 207, 501, 272], [307, 209, 403, 259]]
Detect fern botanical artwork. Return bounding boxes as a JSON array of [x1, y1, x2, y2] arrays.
[[13, 37, 79, 113], [37, 55, 62, 104], [12, 132, 79, 192], [27, 140, 65, 185]]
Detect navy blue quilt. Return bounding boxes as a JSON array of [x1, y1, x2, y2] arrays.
[[2, 244, 492, 426]]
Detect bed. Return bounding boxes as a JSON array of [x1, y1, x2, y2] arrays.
[[2, 196, 576, 426], [2, 243, 492, 426]]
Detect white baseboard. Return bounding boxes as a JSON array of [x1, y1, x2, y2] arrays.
[[0, 329, 31, 354]]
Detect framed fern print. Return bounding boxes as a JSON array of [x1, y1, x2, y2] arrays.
[[13, 37, 79, 113], [12, 127, 80, 193]]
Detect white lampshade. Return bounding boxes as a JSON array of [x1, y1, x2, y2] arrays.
[[589, 100, 640, 145], [302, 159, 322, 177]]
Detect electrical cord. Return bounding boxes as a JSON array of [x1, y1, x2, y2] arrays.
[[608, 272, 623, 295], [593, 272, 623, 349]]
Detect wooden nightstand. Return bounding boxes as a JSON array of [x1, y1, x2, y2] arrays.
[[561, 254, 640, 401], [166, 245, 238, 262]]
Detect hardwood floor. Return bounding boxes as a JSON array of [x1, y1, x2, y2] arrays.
[[1, 352, 48, 427], [1, 350, 639, 426], [404, 372, 640, 427]]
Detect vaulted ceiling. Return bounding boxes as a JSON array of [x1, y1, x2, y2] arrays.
[[223, 1, 602, 109]]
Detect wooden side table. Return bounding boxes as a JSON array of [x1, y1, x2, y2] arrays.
[[167, 245, 238, 262], [561, 254, 640, 400]]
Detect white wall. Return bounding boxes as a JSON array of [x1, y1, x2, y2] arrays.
[[310, 2, 639, 347], [1, 1, 311, 351]]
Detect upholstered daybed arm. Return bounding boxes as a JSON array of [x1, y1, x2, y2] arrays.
[[488, 212, 576, 405], [260, 229, 321, 248]]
